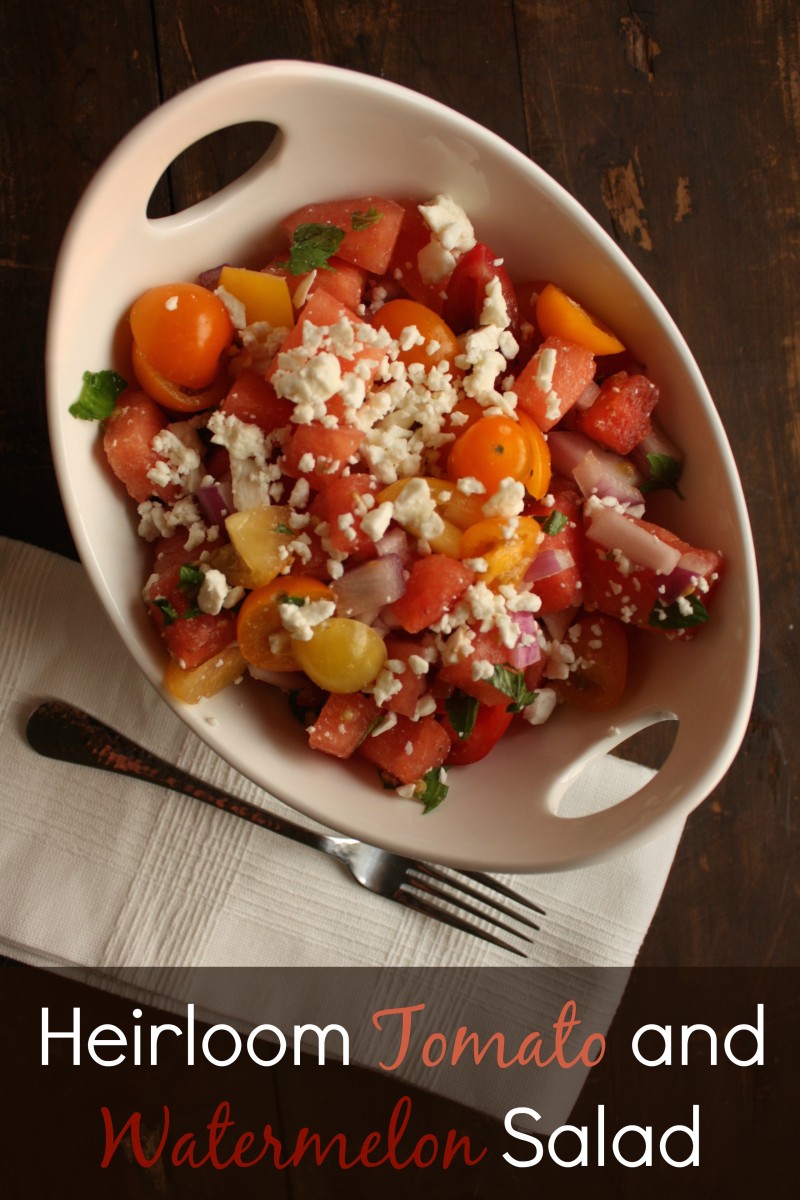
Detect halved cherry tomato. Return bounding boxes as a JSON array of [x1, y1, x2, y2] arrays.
[[459, 515, 541, 587], [442, 701, 514, 765], [237, 576, 335, 671], [131, 341, 230, 413], [293, 618, 387, 693], [130, 283, 235, 389], [372, 299, 460, 369], [447, 414, 532, 494], [443, 243, 519, 336], [515, 410, 552, 499], [535, 283, 625, 356], [550, 615, 629, 710]]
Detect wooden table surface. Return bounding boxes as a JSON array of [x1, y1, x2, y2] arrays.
[[2, 0, 797, 966], [2, 2, 798, 1194]]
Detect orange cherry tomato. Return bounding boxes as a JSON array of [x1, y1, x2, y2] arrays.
[[237, 576, 335, 671], [372, 299, 460, 369], [515, 409, 552, 499], [535, 283, 625, 356], [130, 282, 235, 389], [131, 341, 230, 413], [447, 414, 532, 494], [459, 515, 541, 587]]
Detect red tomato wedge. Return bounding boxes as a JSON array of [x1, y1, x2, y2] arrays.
[[551, 616, 629, 711], [281, 197, 404, 275], [442, 242, 519, 337]]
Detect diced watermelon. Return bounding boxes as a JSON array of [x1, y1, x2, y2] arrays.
[[358, 713, 450, 785], [103, 392, 182, 504], [280, 423, 364, 490], [220, 370, 293, 435], [145, 564, 237, 669], [381, 638, 430, 718], [576, 372, 659, 454], [438, 628, 515, 707], [267, 256, 366, 311], [309, 473, 380, 556], [515, 336, 596, 431], [281, 197, 404, 275], [308, 692, 381, 758], [390, 555, 474, 635]]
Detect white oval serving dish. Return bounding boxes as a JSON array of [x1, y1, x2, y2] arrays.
[[46, 61, 759, 871]]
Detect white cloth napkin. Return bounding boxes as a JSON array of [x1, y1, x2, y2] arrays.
[[0, 536, 684, 1123]]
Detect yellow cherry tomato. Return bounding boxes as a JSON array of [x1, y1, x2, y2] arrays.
[[447, 414, 532, 494], [459, 515, 542, 587], [293, 618, 387, 693], [371, 299, 461, 369], [237, 576, 335, 671], [535, 283, 625, 355], [516, 410, 552, 499]]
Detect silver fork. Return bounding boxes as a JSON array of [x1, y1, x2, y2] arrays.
[[25, 700, 544, 957]]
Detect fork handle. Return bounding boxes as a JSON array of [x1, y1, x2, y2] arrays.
[[26, 700, 337, 856]]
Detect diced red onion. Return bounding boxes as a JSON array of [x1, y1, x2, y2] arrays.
[[573, 449, 644, 507], [548, 431, 644, 507], [657, 551, 715, 606], [375, 525, 411, 562], [586, 507, 682, 574], [196, 480, 233, 529], [509, 612, 542, 670], [196, 264, 227, 290], [331, 554, 407, 617], [574, 381, 600, 412], [523, 547, 575, 583], [631, 420, 684, 476]]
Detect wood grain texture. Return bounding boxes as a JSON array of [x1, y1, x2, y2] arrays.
[[0, 0, 797, 967]]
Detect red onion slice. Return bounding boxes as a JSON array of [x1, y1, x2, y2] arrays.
[[509, 612, 542, 670], [631, 420, 684, 476], [196, 480, 233, 529], [331, 554, 407, 617], [548, 431, 644, 506], [658, 550, 719, 606], [574, 380, 600, 413], [523, 547, 575, 583], [541, 607, 579, 643], [585, 507, 682, 574], [375, 525, 411, 562]]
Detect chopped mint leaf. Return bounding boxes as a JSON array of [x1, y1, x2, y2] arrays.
[[419, 770, 449, 814], [280, 223, 345, 274], [152, 597, 178, 626], [649, 593, 709, 629], [357, 712, 386, 746], [69, 370, 127, 420], [641, 453, 685, 499], [536, 509, 568, 536], [178, 563, 205, 592], [275, 523, 293, 535], [351, 206, 382, 231], [182, 604, 202, 620], [491, 664, 539, 713], [279, 594, 307, 607], [445, 690, 479, 741]]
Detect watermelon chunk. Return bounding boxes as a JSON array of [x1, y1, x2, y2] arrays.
[[281, 197, 404, 275], [515, 336, 596, 431], [576, 372, 659, 454], [308, 692, 381, 758], [358, 714, 450, 785]]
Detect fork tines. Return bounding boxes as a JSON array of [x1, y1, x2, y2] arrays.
[[398, 865, 545, 958]]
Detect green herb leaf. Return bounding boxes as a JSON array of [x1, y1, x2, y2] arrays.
[[279, 594, 307, 607], [178, 563, 205, 592], [445, 690, 479, 741], [152, 597, 179, 626], [280, 223, 346, 274], [351, 206, 382, 231], [69, 370, 127, 421], [491, 665, 539, 713], [275, 523, 293, 535], [419, 770, 449, 814], [648, 593, 709, 629], [535, 509, 568, 536], [641, 453, 685, 499]]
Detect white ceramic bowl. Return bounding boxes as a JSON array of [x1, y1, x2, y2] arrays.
[[47, 61, 759, 871]]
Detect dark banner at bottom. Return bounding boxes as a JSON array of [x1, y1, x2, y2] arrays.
[[1, 961, 795, 1196]]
